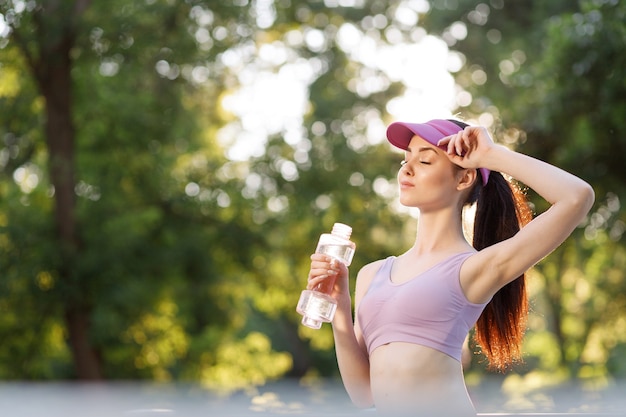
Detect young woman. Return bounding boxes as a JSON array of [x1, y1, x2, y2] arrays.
[[306, 119, 594, 416]]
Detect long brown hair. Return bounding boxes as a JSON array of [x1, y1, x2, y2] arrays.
[[473, 172, 532, 371], [449, 120, 533, 371]]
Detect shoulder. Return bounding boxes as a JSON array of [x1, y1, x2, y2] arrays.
[[357, 258, 388, 283], [459, 245, 514, 303], [354, 258, 389, 298]]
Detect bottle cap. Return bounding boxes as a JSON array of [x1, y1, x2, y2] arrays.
[[331, 223, 352, 240]]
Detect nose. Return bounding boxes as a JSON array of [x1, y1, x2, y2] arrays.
[[400, 161, 413, 176]]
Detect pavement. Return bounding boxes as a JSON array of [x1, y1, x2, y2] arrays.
[[0, 379, 623, 417]]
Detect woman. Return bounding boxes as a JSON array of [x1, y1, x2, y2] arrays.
[[306, 119, 594, 416]]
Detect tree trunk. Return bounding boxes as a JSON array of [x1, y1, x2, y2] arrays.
[[32, 0, 101, 380]]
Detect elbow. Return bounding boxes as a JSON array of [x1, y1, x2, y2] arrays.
[[578, 182, 595, 215], [347, 388, 374, 409], [352, 398, 375, 410], [567, 182, 595, 223]]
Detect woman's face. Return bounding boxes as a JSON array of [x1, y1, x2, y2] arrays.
[[397, 135, 461, 211]]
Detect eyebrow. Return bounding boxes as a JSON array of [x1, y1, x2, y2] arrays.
[[406, 146, 438, 154]]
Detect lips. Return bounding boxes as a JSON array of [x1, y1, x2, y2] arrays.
[[399, 180, 414, 189]]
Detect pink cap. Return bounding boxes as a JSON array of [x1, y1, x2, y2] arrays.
[[386, 119, 490, 186]]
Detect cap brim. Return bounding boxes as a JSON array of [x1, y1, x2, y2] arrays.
[[386, 122, 449, 150]]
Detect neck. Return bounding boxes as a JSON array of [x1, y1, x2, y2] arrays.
[[409, 208, 472, 255]]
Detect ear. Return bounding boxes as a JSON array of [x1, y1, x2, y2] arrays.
[[456, 168, 477, 191]]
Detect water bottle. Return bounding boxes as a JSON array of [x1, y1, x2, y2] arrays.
[[296, 223, 356, 329]]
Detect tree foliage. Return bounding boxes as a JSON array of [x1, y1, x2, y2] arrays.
[[0, 0, 624, 396]]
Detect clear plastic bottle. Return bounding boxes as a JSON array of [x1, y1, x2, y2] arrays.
[[296, 223, 356, 329]]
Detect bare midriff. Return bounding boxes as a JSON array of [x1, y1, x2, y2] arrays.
[[369, 342, 476, 416]]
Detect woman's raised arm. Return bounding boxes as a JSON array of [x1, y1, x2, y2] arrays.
[[440, 126, 595, 301]]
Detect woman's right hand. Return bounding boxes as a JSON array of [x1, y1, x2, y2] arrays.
[[307, 253, 350, 299]]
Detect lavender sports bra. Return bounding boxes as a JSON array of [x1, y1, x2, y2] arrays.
[[357, 252, 488, 362]]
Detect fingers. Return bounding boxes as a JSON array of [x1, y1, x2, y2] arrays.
[[456, 132, 467, 156], [307, 255, 343, 291], [307, 275, 332, 290], [309, 254, 341, 279], [439, 126, 482, 156], [456, 129, 468, 155], [438, 131, 466, 156], [308, 264, 338, 280]]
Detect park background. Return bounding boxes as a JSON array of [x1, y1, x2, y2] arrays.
[[0, 0, 625, 414]]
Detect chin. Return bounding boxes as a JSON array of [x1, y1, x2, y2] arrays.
[[398, 197, 418, 207]]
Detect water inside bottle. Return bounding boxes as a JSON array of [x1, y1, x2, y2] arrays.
[[316, 243, 355, 266], [296, 290, 337, 328]]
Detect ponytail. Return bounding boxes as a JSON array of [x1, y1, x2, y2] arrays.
[[470, 171, 533, 371], [446, 119, 533, 371]]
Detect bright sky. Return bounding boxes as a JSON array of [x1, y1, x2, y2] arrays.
[[217, 1, 475, 162]]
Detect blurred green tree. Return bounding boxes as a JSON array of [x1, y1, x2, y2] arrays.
[[0, 0, 624, 395], [0, 0, 276, 381]]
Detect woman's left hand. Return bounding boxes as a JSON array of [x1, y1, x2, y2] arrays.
[[437, 125, 497, 169]]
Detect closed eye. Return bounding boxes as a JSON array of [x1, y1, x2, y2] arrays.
[[401, 159, 431, 166]]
